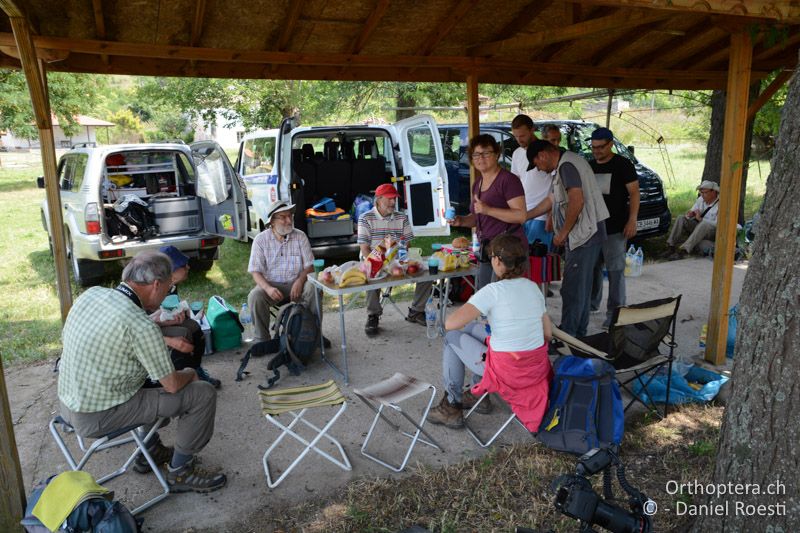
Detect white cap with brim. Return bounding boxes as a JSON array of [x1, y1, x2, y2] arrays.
[[696, 180, 720, 192], [265, 200, 295, 221]]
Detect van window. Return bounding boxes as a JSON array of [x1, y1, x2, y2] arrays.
[[407, 126, 437, 167], [440, 128, 461, 162], [59, 154, 88, 191], [241, 137, 276, 176]]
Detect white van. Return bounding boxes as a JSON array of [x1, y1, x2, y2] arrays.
[[234, 115, 451, 255]]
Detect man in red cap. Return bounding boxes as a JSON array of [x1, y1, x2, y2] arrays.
[[357, 183, 432, 336]]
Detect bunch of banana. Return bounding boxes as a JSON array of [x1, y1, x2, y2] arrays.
[[339, 268, 367, 287]]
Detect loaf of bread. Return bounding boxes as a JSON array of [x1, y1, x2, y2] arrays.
[[452, 236, 470, 249]]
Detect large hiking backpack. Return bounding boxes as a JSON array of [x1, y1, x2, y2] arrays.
[[537, 355, 624, 455], [235, 302, 320, 389], [110, 195, 158, 241]]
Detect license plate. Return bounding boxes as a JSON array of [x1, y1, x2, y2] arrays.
[[637, 217, 660, 230]]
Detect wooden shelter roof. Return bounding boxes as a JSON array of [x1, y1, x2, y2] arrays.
[[1, 0, 798, 90]]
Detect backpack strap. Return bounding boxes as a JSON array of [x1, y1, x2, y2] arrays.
[[235, 339, 280, 381]]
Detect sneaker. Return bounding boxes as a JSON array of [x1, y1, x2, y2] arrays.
[[167, 457, 227, 493], [405, 310, 426, 326], [660, 246, 677, 259], [427, 395, 464, 429], [461, 389, 492, 414], [196, 366, 221, 389], [133, 439, 173, 474], [365, 315, 380, 336]]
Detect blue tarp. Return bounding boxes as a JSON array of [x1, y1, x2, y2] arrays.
[[633, 365, 729, 405]]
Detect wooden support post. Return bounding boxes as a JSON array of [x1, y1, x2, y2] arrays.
[[705, 31, 752, 364], [466, 73, 479, 192], [9, 16, 73, 322], [0, 353, 25, 532], [606, 89, 614, 127]]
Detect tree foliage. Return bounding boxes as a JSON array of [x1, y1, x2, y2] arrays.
[[0, 70, 106, 139]]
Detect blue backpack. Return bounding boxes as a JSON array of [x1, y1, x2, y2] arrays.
[[537, 356, 624, 455]]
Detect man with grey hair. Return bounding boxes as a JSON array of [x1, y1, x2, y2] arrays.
[[57, 251, 227, 493], [664, 180, 721, 259], [541, 124, 563, 148]]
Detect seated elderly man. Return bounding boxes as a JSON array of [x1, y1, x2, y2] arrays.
[[247, 200, 327, 344], [663, 180, 720, 259], [57, 251, 226, 493]]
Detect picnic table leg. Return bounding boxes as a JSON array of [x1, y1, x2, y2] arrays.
[[438, 278, 451, 337], [338, 294, 349, 385], [315, 287, 326, 359]]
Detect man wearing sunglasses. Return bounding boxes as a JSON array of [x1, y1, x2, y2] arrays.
[[588, 127, 640, 329]]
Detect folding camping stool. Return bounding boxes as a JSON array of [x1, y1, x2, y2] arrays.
[[259, 379, 351, 488], [48, 416, 170, 515], [463, 393, 529, 447], [353, 372, 444, 472]]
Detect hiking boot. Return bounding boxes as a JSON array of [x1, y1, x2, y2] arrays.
[[196, 366, 221, 389], [133, 439, 173, 474], [668, 249, 688, 261], [405, 309, 426, 326], [365, 315, 380, 336], [461, 389, 492, 414], [427, 395, 463, 429], [660, 246, 676, 259], [167, 457, 227, 493]]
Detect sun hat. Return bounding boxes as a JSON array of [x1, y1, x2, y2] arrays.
[[264, 200, 296, 220], [696, 180, 720, 192]]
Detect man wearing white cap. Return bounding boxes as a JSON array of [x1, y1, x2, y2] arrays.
[[247, 200, 324, 342], [664, 180, 720, 259]]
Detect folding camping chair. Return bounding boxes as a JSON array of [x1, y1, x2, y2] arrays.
[[551, 295, 681, 419], [48, 416, 170, 515], [258, 379, 351, 488], [463, 393, 529, 447], [353, 372, 443, 472]]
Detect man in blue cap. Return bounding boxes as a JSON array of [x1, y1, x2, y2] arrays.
[[587, 127, 639, 329], [152, 246, 220, 388]]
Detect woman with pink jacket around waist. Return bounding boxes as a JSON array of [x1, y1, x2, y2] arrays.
[[428, 234, 553, 431]]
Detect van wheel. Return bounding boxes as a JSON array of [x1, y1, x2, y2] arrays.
[[66, 234, 105, 287]]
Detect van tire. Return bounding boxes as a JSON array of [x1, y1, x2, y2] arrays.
[[67, 234, 105, 287]]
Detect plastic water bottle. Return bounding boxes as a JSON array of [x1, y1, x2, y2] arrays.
[[634, 247, 644, 277], [240, 303, 254, 343], [398, 240, 408, 262], [472, 230, 480, 255], [625, 244, 636, 276], [425, 298, 437, 339]]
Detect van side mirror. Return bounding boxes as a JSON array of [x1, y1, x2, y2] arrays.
[[627, 145, 635, 156], [36, 176, 45, 189]]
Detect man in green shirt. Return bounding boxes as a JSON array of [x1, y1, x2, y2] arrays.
[[57, 251, 226, 493]]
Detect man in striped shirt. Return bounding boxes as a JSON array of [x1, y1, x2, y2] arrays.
[[358, 183, 432, 336], [247, 200, 325, 343]]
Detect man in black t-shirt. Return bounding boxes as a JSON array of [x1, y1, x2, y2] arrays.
[[588, 128, 640, 329]]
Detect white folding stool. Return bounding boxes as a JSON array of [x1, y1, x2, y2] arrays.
[[49, 416, 170, 515], [463, 393, 528, 447], [259, 379, 352, 488], [353, 372, 443, 472]]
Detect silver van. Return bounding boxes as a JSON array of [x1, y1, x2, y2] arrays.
[[235, 115, 451, 256], [38, 141, 248, 286]]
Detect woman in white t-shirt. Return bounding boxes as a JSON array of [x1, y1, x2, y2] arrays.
[[428, 235, 553, 430]]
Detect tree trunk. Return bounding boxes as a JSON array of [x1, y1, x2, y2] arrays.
[[395, 85, 417, 122], [690, 62, 800, 532], [701, 83, 760, 224]]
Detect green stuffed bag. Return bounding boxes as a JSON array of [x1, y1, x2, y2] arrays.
[[207, 295, 243, 351]]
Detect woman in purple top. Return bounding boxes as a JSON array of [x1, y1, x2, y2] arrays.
[[450, 134, 527, 289]]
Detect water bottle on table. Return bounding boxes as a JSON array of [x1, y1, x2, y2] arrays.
[[425, 297, 438, 339], [240, 303, 254, 343]]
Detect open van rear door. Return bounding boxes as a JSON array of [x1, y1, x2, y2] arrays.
[[392, 115, 450, 237], [191, 141, 248, 241]]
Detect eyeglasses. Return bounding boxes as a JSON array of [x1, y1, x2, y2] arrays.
[[590, 141, 611, 150], [471, 151, 496, 160]]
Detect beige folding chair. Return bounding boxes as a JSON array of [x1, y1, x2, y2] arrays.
[[552, 295, 681, 418], [49, 416, 170, 515], [258, 379, 351, 488], [353, 372, 443, 472]]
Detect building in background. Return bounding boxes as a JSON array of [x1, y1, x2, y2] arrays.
[[0, 115, 115, 150]]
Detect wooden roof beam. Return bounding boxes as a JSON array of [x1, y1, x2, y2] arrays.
[[473, 9, 671, 56], [586, 19, 666, 66], [485, 0, 552, 46], [416, 0, 479, 57], [190, 0, 206, 47], [573, 0, 800, 23], [347, 0, 390, 55], [273, 1, 303, 52], [90, 0, 109, 64], [605, 17, 709, 68], [754, 31, 800, 62], [748, 68, 793, 121], [0, 0, 24, 17]]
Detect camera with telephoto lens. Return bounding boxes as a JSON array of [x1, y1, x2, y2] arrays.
[[549, 448, 654, 533]]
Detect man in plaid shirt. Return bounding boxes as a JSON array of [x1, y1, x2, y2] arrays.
[[57, 251, 226, 493], [247, 200, 325, 343]]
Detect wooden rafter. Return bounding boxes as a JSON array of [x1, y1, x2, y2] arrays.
[[486, 0, 551, 46], [748, 68, 793, 120], [347, 0, 390, 55], [586, 19, 666, 66], [190, 0, 206, 47], [0, 0, 24, 17], [274, 1, 303, 52], [754, 31, 800, 62], [601, 18, 707, 68], [651, 26, 725, 69], [473, 9, 671, 56], [574, 0, 800, 23], [91, 0, 108, 64], [416, 0, 478, 57]]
